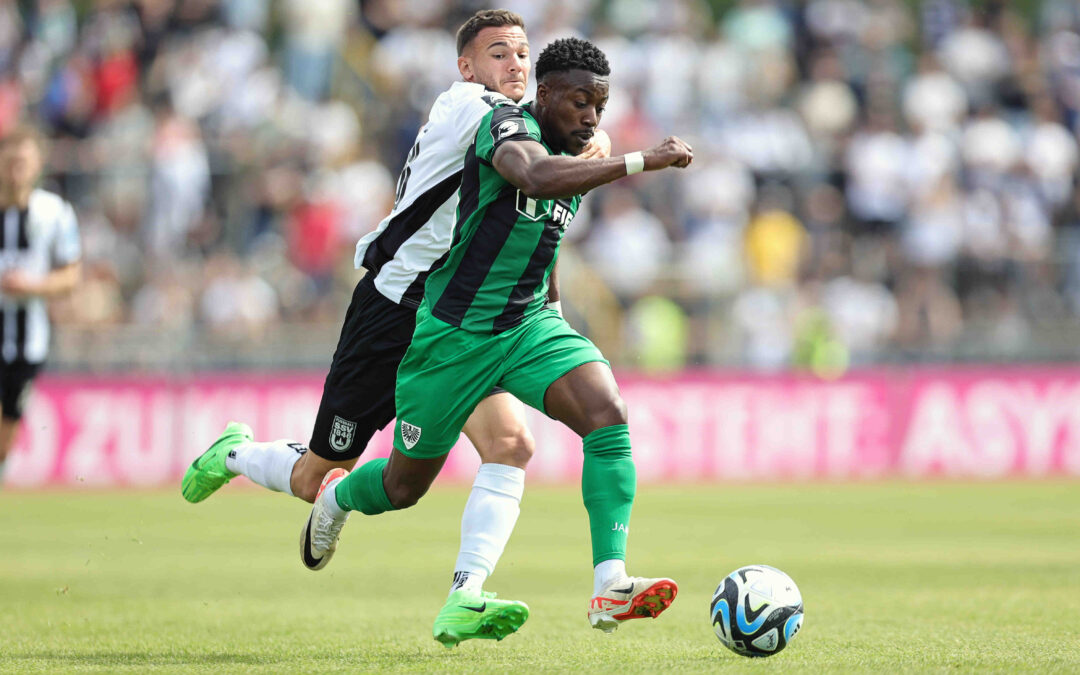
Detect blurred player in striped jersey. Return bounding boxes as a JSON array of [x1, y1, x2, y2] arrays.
[[0, 126, 82, 485], [182, 10, 610, 646]]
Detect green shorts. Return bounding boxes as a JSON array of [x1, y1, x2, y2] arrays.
[[392, 306, 607, 458]]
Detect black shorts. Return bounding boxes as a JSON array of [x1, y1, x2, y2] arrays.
[[309, 279, 418, 460], [0, 360, 42, 421]]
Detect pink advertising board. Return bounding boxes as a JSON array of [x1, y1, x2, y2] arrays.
[[5, 368, 1080, 488]]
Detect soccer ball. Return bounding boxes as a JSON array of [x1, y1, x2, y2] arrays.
[[710, 565, 804, 657]]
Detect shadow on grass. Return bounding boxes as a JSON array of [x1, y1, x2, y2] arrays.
[[6, 648, 485, 670], [7, 651, 271, 667], [4, 645, 731, 671]]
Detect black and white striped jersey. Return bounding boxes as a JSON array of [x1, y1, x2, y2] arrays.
[[354, 81, 512, 308], [0, 189, 81, 364]]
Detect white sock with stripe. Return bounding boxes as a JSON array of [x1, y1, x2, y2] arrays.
[[225, 439, 305, 496], [450, 463, 525, 595]]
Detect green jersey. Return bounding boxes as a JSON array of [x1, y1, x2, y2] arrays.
[[424, 103, 581, 334]]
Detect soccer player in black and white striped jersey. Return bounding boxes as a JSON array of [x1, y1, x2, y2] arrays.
[[0, 126, 82, 484]]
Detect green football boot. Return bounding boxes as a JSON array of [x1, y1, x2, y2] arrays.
[[433, 589, 530, 648], [180, 422, 252, 503]]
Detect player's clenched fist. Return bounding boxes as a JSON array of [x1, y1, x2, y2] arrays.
[[644, 136, 693, 170]]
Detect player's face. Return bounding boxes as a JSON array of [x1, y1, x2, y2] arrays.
[[459, 25, 530, 103], [0, 139, 42, 192], [536, 70, 609, 155]]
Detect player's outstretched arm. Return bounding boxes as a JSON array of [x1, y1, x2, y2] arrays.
[[492, 136, 693, 200]]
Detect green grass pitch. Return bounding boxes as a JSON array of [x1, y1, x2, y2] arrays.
[[2, 481, 1079, 673]]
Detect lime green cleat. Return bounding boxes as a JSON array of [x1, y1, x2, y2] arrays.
[[433, 589, 530, 648], [180, 422, 252, 503]]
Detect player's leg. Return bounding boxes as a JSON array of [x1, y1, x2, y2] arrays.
[[285, 339, 406, 504], [302, 308, 503, 567], [451, 391, 533, 594], [323, 393, 525, 515], [545, 363, 676, 631], [0, 417, 17, 484], [432, 392, 533, 648], [182, 280, 412, 504], [336, 446, 449, 513], [302, 421, 468, 572], [543, 363, 632, 576], [305, 310, 532, 644], [194, 393, 373, 506], [299, 446, 448, 571], [0, 362, 39, 485], [501, 313, 676, 632]]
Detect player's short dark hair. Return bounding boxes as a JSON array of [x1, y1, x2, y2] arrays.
[[535, 37, 610, 82], [456, 9, 526, 56]]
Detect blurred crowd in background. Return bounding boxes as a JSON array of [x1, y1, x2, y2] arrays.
[[4, 0, 1080, 372]]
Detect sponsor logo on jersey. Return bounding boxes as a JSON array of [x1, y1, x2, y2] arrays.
[[514, 191, 576, 229], [551, 200, 575, 230], [401, 421, 422, 449], [329, 415, 356, 452], [496, 119, 525, 141]]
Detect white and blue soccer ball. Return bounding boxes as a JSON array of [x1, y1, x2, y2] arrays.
[[711, 565, 804, 657]]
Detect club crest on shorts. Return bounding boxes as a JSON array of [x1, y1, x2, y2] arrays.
[[400, 421, 422, 450], [329, 415, 356, 452]]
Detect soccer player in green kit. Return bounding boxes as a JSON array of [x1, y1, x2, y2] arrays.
[[302, 37, 694, 642]]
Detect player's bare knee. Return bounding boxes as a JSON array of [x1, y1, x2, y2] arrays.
[[587, 395, 628, 432], [488, 427, 534, 468], [614, 396, 629, 425]]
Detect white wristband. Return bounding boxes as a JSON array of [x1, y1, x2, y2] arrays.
[[624, 151, 644, 175], [546, 300, 562, 316]]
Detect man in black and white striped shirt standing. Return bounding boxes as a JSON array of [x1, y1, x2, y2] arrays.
[[0, 126, 82, 484]]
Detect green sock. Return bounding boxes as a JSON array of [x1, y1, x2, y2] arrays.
[[334, 458, 396, 515], [581, 424, 636, 566]]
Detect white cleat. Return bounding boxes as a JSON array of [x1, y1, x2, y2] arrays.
[[299, 468, 350, 571], [588, 576, 678, 633]]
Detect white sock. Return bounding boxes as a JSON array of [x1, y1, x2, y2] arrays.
[[593, 559, 627, 596], [451, 463, 525, 594], [324, 479, 346, 517], [224, 439, 305, 496]]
